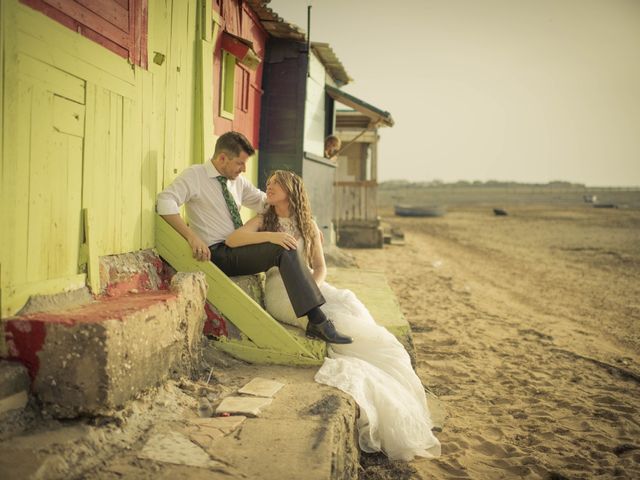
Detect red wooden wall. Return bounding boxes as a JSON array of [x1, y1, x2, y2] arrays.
[[212, 0, 267, 147], [21, 0, 148, 68]]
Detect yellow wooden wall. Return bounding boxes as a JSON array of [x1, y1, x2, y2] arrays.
[[0, 0, 215, 319]]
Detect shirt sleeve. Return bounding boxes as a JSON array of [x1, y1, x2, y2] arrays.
[[157, 167, 199, 215], [240, 177, 267, 213]]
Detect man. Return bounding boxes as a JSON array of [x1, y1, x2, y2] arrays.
[[324, 135, 341, 162], [157, 131, 352, 344]]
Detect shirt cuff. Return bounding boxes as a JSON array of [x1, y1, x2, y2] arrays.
[[156, 196, 181, 215]]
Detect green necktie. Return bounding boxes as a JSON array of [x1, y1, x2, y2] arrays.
[[216, 176, 243, 229]]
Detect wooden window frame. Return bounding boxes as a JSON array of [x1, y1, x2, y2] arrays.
[[239, 64, 250, 113], [220, 50, 235, 120]]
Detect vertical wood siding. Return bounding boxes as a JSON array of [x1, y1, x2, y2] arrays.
[[0, 0, 199, 317]]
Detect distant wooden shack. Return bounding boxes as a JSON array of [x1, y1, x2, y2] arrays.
[[330, 89, 394, 247]]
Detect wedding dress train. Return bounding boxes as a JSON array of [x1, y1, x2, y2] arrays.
[[263, 220, 441, 461]]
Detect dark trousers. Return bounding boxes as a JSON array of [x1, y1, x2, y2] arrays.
[[210, 242, 325, 318]]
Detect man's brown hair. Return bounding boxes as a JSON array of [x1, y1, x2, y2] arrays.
[[213, 131, 255, 159]]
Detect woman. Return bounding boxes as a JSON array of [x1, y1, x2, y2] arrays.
[[225, 170, 441, 461]]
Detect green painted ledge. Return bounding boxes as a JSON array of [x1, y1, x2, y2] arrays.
[[326, 267, 415, 363]]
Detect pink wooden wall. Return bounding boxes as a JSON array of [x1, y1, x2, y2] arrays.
[[212, 0, 267, 147]]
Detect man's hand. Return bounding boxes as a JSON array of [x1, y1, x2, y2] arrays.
[[188, 236, 211, 261], [268, 232, 298, 250]]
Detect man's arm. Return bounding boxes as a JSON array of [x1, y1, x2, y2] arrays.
[[240, 177, 267, 213], [157, 168, 209, 261], [160, 213, 211, 262]]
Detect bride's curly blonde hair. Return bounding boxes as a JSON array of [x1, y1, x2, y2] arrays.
[[260, 170, 316, 266]]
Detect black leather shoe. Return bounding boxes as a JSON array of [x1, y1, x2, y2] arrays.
[[306, 319, 353, 344]]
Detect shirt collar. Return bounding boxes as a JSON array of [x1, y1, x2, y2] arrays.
[[206, 160, 238, 184], [205, 160, 221, 178]]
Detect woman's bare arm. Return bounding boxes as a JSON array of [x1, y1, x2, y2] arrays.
[[225, 216, 298, 250]]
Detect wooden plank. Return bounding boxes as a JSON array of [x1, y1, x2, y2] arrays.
[[53, 94, 85, 136], [81, 82, 97, 241], [49, 131, 82, 279], [1, 273, 87, 318], [200, 0, 212, 41], [4, 79, 33, 289], [215, 338, 323, 366], [172, 0, 189, 171], [139, 70, 156, 249], [112, 91, 124, 254], [110, 90, 122, 253], [121, 96, 142, 252], [16, 31, 136, 98], [17, 53, 85, 104], [155, 215, 319, 358], [82, 208, 100, 293], [16, 3, 136, 85], [89, 86, 111, 256], [76, 0, 129, 32], [26, 87, 52, 283], [162, 2, 178, 186], [41, 0, 130, 46]]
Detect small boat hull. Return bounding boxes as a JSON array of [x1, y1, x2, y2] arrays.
[[394, 205, 446, 217]]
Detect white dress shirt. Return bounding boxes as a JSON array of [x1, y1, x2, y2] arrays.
[[156, 161, 266, 246]]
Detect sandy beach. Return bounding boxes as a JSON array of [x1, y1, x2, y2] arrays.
[[352, 204, 640, 479]]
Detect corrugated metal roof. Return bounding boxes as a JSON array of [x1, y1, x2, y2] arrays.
[[245, 0, 306, 42], [326, 85, 394, 127], [311, 42, 352, 87], [245, 2, 351, 86]]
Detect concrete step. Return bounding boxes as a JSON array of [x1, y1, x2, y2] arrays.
[[0, 360, 30, 419], [3, 272, 207, 418], [0, 358, 360, 480]]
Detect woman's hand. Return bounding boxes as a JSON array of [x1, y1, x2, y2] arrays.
[[268, 232, 298, 250]]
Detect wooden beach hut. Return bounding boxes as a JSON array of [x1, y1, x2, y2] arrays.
[[0, 0, 326, 364], [329, 88, 394, 247]]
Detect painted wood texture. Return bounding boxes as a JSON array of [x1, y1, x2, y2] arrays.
[[212, 0, 267, 146], [334, 182, 378, 222], [20, 0, 148, 67], [1, 0, 200, 316], [303, 52, 327, 156], [155, 215, 324, 364]]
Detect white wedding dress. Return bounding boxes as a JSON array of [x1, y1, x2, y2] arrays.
[[264, 217, 441, 461]]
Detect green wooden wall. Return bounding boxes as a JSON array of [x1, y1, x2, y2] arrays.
[[0, 0, 233, 321]]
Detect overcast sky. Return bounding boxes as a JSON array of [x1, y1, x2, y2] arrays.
[[269, 0, 640, 186]]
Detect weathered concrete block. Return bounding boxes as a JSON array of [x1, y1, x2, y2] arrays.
[[0, 360, 30, 416], [100, 249, 172, 296], [3, 272, 207, 417], [230, 273, 265, 307], [203, 273, 264, 338]]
